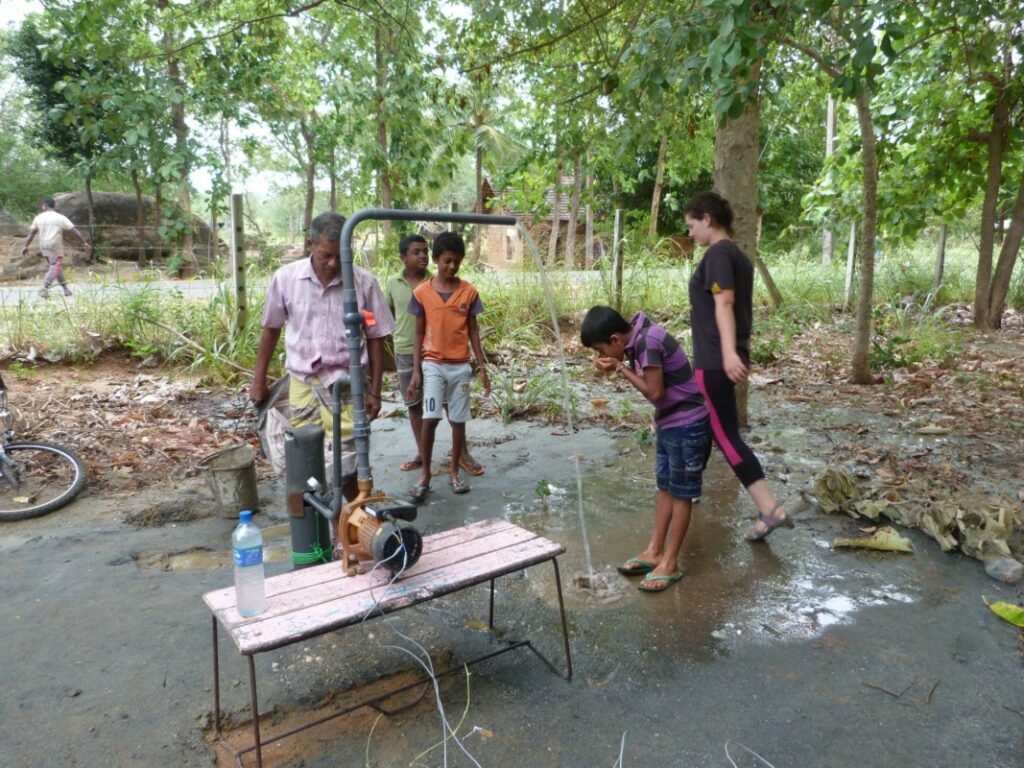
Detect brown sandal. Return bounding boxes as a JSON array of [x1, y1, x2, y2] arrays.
[[745, 505, 794, 542], [459, 458, 485, 476]]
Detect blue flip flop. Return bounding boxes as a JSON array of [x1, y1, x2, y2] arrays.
[[637, 572, 685, 592]]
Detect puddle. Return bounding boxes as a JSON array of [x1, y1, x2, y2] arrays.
[[133, 523, 292, 571], [505, 438, 920, 651]]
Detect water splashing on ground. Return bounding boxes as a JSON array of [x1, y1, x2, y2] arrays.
[[515, 223, 602, 591]]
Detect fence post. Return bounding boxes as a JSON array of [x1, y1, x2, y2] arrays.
[[843, 220, 856, 310], [611, 209, 624, 312], [229, 193, 247, 331]]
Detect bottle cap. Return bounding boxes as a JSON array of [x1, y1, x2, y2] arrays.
[[239, 510, 253, 522]]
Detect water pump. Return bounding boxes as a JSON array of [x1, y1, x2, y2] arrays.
[[300, 476, 423, 575], [337, 496, 423, 575]]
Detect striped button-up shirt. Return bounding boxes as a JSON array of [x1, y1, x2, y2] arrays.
[[262, 257, 395, 386]]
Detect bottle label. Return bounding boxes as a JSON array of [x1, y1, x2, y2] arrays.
[[233, 546, 263, 567]]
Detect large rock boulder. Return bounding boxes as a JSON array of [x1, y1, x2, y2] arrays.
[[0, 236, 69, 280], [0, 210, 27, 237], [52, 191, 216, 264]]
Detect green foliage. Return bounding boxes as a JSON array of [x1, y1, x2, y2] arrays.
[[633, 426, 653, 447], [0, 281, 270, 383], [870, 302, 960, 371], [0, 33, 81, 217], [488, 363, 577, 424]]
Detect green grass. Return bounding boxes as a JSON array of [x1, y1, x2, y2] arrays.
[[2, 231, 1019, 395], [0, 277, 277, 385]]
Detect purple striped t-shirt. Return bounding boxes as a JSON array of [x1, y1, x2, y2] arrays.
[[625, 311, 707, 428]]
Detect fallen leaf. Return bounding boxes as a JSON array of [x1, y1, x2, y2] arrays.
[[987, 601, 1024, 628], [834, 526, 913, 553], [915, 425, 952, 435], [589, 399, 609, 408]]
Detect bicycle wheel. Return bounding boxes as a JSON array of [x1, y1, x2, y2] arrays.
[[0, 441, 87, 521]]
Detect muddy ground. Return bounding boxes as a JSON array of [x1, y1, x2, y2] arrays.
[[1, 337, 1023, 768]]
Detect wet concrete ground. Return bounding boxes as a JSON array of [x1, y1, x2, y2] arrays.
[[1, 394, 1022, 767]]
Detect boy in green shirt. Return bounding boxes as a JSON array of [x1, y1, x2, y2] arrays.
[[386, 234, 484, 476]]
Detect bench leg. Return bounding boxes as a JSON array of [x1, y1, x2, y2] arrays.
[[211, 617, 221, 737], [488, 578, 496, 629], [552, 558, 573, 682], [248, 655, 263, 768]]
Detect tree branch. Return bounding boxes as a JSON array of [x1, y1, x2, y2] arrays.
[[149, 0, 392, 59], [779, 35, 841, 79], [463, 0, 625, 73]]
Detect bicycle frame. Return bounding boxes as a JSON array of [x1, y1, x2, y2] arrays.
[[0, 374, 17, 487], [0, 373, 12, 445]]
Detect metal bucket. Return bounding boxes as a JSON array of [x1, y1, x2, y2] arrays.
[[198, 444, 260, 518]]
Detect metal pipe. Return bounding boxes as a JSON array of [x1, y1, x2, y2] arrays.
[[329, 374, 350, 522], [247, 655, 263, 768], [303, 491, 335, 520], [211, 617, 220, 737], [284, 425, 333, 568], [338, 209, 518, 487]]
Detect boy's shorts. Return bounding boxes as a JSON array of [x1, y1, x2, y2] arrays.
[[655, 417, 712, 500], [289, 375, 356, 477], [395, 353, 422, 407], [422, 361, 472, 423]]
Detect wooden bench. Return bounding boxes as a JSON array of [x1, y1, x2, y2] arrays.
[[204, 518, 572, 768]]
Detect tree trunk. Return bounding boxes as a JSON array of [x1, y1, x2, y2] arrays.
[[584, 163, 594, 267], [300, 115, 316, 235], [822, 94, 837, 264], [712, 63, 783, 310], [844, 220, 856, 308], [612, 209, 624, 311], [851, 89, 879, 384], [933, 223, 948, 292], [974, 83, 1010, 329], [565, 155, 582, 268], [986, 172, 1024, 325], [328, 144, 337, 213], [131, 168, 145, 262], [548, 156, 563, 267], [159, 0, 192, 260], [85, 173, 96, 262], [649, 133, 668, 240], [474, 134, 484, 261], [153, 181, 162, 264], [374, 27, 392, 237]]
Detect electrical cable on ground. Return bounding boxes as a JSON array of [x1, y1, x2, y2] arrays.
[[724, 739, 779, 768], [357, 529, 486, 768]]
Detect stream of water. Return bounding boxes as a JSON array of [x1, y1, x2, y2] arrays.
[[515, 223, 599, 586]]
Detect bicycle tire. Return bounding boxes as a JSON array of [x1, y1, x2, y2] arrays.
[[0, 441, 87, 521]]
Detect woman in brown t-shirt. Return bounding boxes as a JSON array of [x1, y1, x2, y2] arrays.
[[685, 192, 793, 541]]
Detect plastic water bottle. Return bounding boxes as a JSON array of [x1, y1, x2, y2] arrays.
[[232, 510, 266, 617]]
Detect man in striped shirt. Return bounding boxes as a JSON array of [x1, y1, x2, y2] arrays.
[[581, 306, 710, 593], [250, 212, 395, 506]]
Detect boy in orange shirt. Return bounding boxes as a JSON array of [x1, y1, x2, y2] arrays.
[[406, 232, 490, 500]]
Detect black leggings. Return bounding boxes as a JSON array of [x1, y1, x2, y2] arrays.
[[695, 368, 766, 488]]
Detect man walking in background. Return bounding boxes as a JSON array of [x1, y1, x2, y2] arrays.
[[21, 197, 90, 298]]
